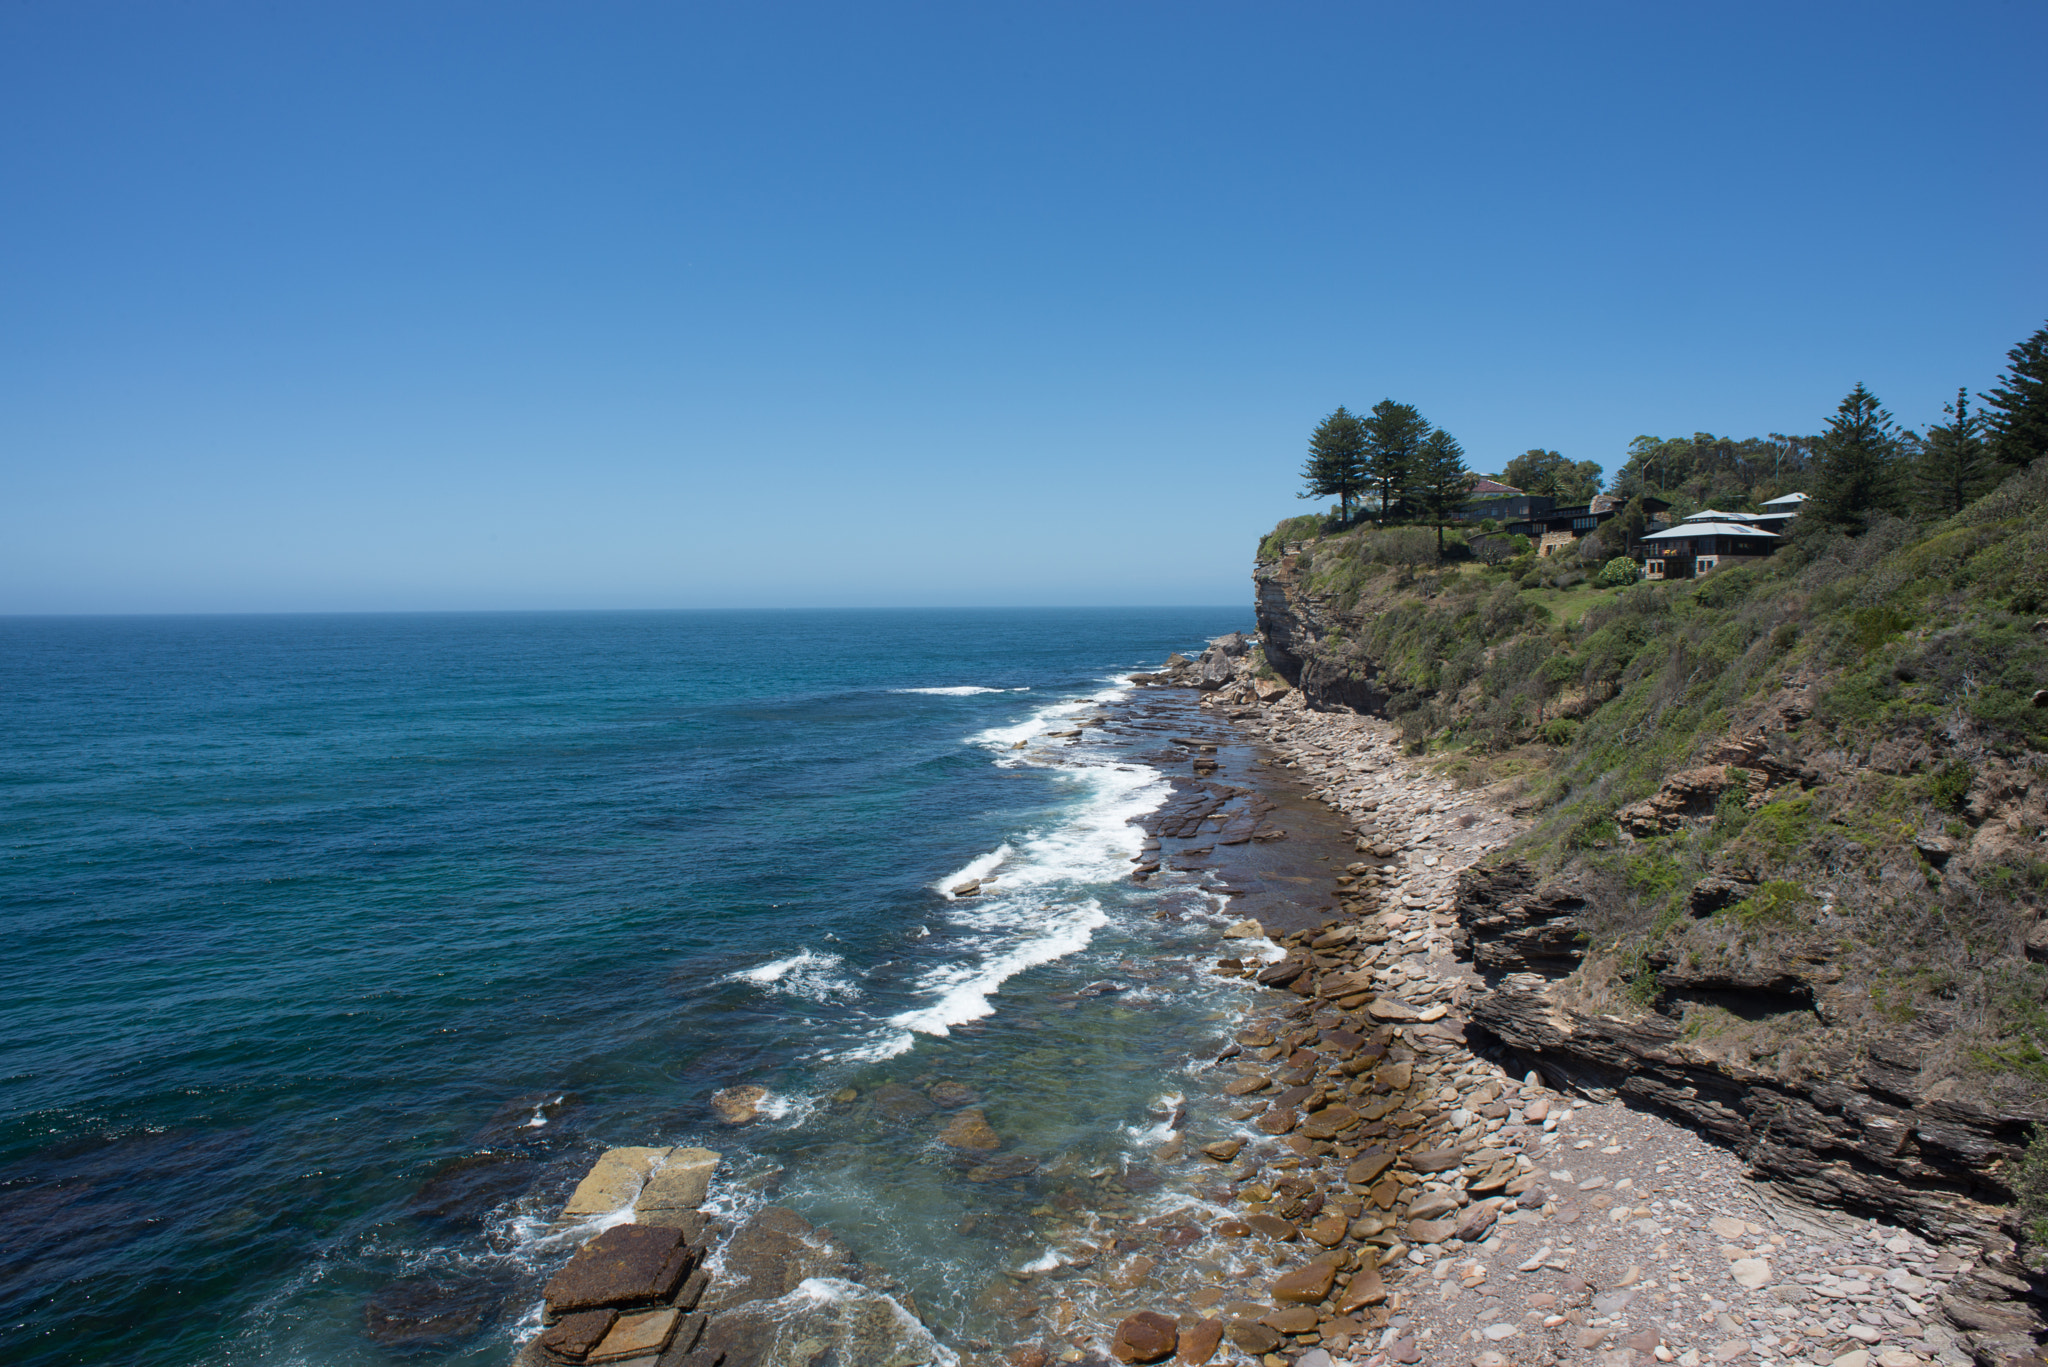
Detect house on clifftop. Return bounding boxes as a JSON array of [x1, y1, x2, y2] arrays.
[[1639, 509, 1784, 580], [1505, 494, 1670, 557]]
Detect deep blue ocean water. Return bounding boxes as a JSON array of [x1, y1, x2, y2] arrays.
[[0, 608, 1258, 1366]]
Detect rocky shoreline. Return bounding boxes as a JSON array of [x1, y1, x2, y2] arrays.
[[1096, 638, 2040, 1367], [498, 639, 2039, 1367]]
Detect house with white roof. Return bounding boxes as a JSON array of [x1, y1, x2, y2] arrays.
[[1637, 494, 1805, 580]]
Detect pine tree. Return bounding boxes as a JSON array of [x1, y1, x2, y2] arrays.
[[1409, 427, 1476, 553], [1300, 406, 1368, 521], [1914, 388, 1994, 517], [1361, 400, 1430, 526], [1983, 321, 2048, 472], [1809, 383, 1907, 533]]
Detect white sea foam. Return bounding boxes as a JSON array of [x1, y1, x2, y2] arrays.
[[825, 679, 1172, 1064], [1017, 1249, 1062, 1274], [888, 899, 1109, 1037], [966, 676, 1130, 753], [891, 685, 1016, 695], [882, 757, 1169, 1043], [1121, 1090, 1186, 1146], [934, 844, 1012, 899], [725, 949, 860, 1003]]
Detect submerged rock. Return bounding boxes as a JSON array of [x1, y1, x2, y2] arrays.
[[937, 1108, 1002, 1151], [362, 1272, 508, 1349], [696, 1276, 949, 1367], [710, 1085, 769, 1126], [871, 1083, 938, 1120], [404, 1152, 544, 1229]]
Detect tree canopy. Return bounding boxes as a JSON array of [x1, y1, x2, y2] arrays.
[[1499, 449, 1604, 506], [1809, 383, 1908, 533], [1362, 400, 1430, 527], [1983, 321, 2048, 472], [1608, 432, 1816, 513], [1300, 406, 1368, 519], [1409, 427, 1476, 552], [1914, 388, 1995, 517]]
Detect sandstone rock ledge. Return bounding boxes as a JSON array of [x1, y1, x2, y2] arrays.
[[513, 1147, 951, 1367]]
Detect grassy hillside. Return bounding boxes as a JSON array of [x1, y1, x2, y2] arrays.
[[1260, 465, 2048, 1118]]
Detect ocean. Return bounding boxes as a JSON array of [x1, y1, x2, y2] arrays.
[[0, 607, 1272, 1366]]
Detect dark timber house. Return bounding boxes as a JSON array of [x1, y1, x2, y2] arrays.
[[1637, 507, 1790, 580], [1505, 494, 1671, 558]]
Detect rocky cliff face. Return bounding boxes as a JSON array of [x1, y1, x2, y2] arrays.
[[1249, 540, 2048, 1366], [1254, 555, 1392, 714]]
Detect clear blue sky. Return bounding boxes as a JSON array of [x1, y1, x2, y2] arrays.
[[3, 2, 2042, 612]]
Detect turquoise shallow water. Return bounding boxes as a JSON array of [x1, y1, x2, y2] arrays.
[[0, 608, 1257, 1366]]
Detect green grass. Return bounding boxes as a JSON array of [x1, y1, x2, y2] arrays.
[[1519, 582, 1609, 626]]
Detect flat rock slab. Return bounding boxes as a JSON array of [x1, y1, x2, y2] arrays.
[[538, 1307, 617, 1360], [562, 1146, 673, 1218], [636, 1148, 720, 1212], [587, 1306, 679, 1363], [543, 1225, 696, 1315]]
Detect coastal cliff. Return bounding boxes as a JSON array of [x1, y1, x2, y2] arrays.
[[1236, 493, 2048, 1365]]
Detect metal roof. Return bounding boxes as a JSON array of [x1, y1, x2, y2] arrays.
[[1682, 509, 1768, 522], [1761, 492, 1809, 507], [1641, 522, 1781, 541]]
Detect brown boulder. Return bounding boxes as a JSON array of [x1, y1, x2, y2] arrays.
[[1228, 1320, 1284, 1354], [1345, 1151, 1394, 1185], [1261, 1305, 1318, 1333], [1338, 1263, 1386, 1311], [1457, 1203, 1499, 1241], [1409, 1145, 1465, 1172], [1177, 1317, 1225, 1364], [1246, 1212, 1299, 1240], [1272, 1261, 1337, 1303], [1112, 1310, 1179, 1363], [1255, 1108, 1299, 1135], [1305, 1213, 1349, 1247], [928, 1080, 980, 1108], [709, 1085, 767, 1126]]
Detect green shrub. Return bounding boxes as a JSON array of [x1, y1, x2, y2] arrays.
[[1925, 761, 1974, 812], [1540, 718, 1579, 746], [1597, 555, 1642, 589], [1744, 797, 1816, 853], [1727, 879, 1813, 928], [1848, 604, 1915, 655], [1565, 809, 1618, 849], [1259, 513, 1328, 560]]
